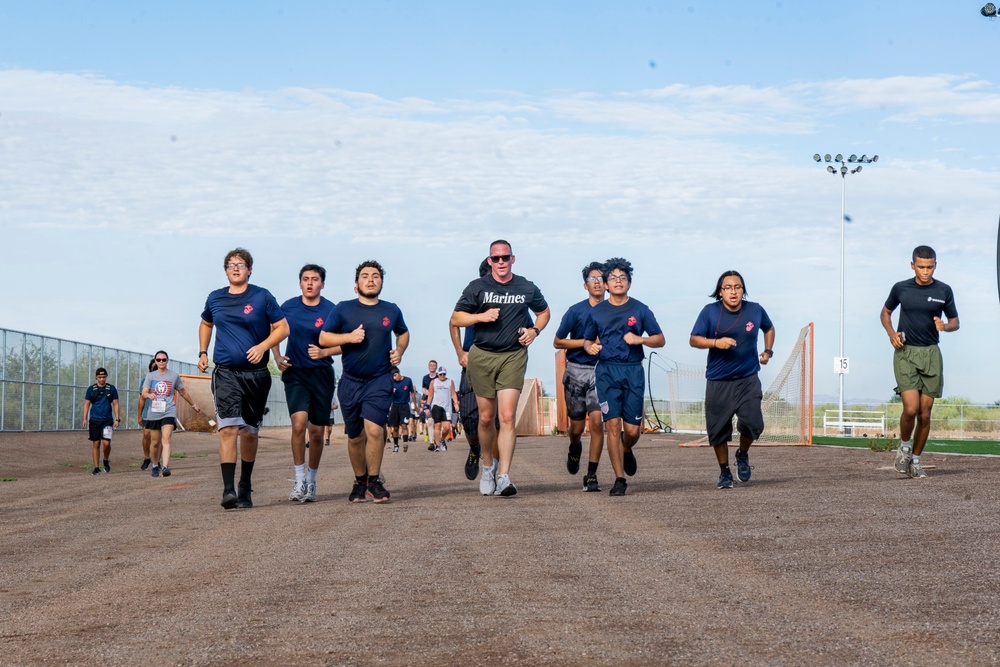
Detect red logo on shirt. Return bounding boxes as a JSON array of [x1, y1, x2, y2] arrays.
[[746, 322, 754, 332], [244, 304, 254, 315], [315, 318, 324, 328], [627, 316, 637, 327], [383, 317, 390, 327]]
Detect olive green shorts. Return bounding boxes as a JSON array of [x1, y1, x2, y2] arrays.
[[467, 345, 528, 399], [893, 344, 944, 398]]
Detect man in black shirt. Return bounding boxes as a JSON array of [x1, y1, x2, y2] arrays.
[[880, 245, 959, 478]]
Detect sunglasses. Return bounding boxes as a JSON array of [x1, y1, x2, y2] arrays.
[[155, 358, 168, 362], [490, 254, 512, 262]]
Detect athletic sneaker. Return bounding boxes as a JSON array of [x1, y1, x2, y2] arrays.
[[609, 477, 627, 496], [92, 467, 101, 476], [324, 438, 330, 446], [103, 461, 111, 473], [303, 482, 318, 502], [367, 478, 391, 503], [494, 474, 517, 497], [623, 449, 637, 476], [894, 445, 912, 475], [349, 480, 368, 503], [441, 441, 448, 452], [289, 480, 307, 502], [235, 485, 253, 509], [464, 446, 481, 481], [161, 466, 171, 477], [908, 459, 928, 479], [567, 441, 582, 475], [735, 449, 751, 482], [221, 489, 238, 509], [428, 442, 435, 451], [151, 466, 160, 478], [582, 474, 601, 492], [717, 470, 735, 489], [480, 460, 498, 496], [393, 444, 399, 453], [140, 458, 152, 471]]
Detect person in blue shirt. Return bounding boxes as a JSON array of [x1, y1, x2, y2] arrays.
[[272, 264, 340, 503], [388, 367, 417, 452], [198, 248, 289, 510], [319, 260, 409, 504], [554, 261, 607, 492], [689, 270, 775, 489], [582, 257, 664, 497], [82, 367, 121, 476]]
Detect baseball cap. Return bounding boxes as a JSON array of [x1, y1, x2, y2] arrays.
[[437, 367, 447, 374]]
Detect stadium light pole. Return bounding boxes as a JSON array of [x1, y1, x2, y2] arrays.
[[982, 3, 998, 18], [813, 152, 878, 433]]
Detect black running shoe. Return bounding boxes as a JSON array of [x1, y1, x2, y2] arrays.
[[582, 474, 601, 492], [92, 467, 101, 476], [140, 458, 151, 471], [235, 485, 253, 509], [161, 466, 172, 477], [623, 449, 637, 477], [735, 448, 751, 482], [103, 461, 111, 473], [349, 480, 368, 503], [464, 446, 481, 481], [609, 477, 627, 497], [221, 489, 238, 509], [566, 441, 582, 475], [367, 478, 391, 503]]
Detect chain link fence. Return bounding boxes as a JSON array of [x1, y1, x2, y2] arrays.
[[0, 327, 289, 432]]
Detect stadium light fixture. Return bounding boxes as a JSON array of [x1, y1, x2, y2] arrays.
[[814, 151, 879, 434], [982, 3, 997, 18]]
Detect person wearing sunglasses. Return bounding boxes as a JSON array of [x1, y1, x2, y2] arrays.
[[451, 239, 550, 497], [141, 351, 202, 478]]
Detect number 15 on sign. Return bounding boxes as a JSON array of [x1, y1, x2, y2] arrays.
[[834, 357, 849, 374]]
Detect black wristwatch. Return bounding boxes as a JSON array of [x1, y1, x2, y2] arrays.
[[530, 326, 540, 335], [763, 348, 773, 357], [199, 351, 208, 356]]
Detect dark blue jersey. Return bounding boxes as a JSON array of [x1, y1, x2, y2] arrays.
[[555, 298, 601, 366], [582, 298, 662, 364], [884, 278, 958, 347], [84, 383, 119, 421], [691, 301, 773, 381], [392, 376, 415, 404], [280, 296, 336, 369], [322, 299, 408, 379], [201, 284, 285, 369]]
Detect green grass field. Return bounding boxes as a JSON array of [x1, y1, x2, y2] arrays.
[[812, 435, 1000, 456]]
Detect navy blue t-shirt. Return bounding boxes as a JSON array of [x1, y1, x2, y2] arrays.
[[201, 284, 285, 370], [555, 298, 601, 366], [392, 376, 415, 404], [582, 298, 662, 364], [690, 301, 773, 381], [85, 383, 119, 422], [322, 299, 408, 379], [280, 296, 336, 369], [884, 278, 958, 347]]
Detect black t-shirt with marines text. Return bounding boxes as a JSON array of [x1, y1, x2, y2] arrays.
[[454, 273, 548, 353]]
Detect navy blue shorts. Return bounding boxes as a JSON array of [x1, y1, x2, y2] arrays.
[[595, 362, 645, 426], [338, 372, 393, 439], [281, 366, 335, 427]]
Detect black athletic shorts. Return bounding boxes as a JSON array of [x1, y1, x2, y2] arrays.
[[387, 402, 411, 428], [144, 417, 176, 431], [281, 366, 335, 426], [705, 373, 764, 446], [212, 365, 272, 434], [88, 419, 114, 442], [430, 405, 450, 423]]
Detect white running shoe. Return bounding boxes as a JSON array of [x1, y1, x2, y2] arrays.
[[908, 459, 928, 479], [302, 481, 318, 502], [289, 480, 307, 502], [480, 459, 498, 496], [894, 445, 912, 475], [494, 473, 517, 497]]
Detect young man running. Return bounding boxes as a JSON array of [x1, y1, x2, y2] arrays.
[[272, 264, 339, 503], [881, 246, 959, 479], [198, 248, 288, 509], [142, 351, 202, 478], [419, 359, 438, 445], [82, 368, 121, 475], [451, 240, 550, 497], [582, 258, 663, 497], [388, 367, 417, 452], [554, 261, 607, 491], [689, 270, 774, 489], [427, 366, 459, 451], [320, 260, 409, 503]]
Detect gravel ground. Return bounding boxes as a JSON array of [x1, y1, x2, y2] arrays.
[[1, 427, 999, 666]]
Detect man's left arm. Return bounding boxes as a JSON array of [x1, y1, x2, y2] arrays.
[[112, 398, 121, 424], [390, 330, 410, 366], [760, 325, 776, 365], [519, 307, 551, 346]]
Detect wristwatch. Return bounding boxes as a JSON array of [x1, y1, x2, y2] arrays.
[[763, 348, 773, 357], [199, 351, 208, 356], [530, 327, 540, 335]]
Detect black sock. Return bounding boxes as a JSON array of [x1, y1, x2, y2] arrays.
[[393, 437, 399, 445], [240, 459, 255, 490], [221, 462, 236, 492], [587, 461, 599, 476], [720, 463, 732, 474], [368, 473, 380, 484], [470, 441, 481, 454]]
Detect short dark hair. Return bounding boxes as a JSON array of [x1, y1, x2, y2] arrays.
[[603, 257, 633, 283], [711, 270, 748, 301], [489, 239, 513, 255], [479, 257, 490, 277], [391, 366, 400, 375], [354, 260, 384, 283], [912, 245, 936, 262], [95, 367, 108, 377], [224, 248, 253, 270], [154, 350, 168, 361], [299, 264, 326, 281], [582, 261, 605, 282]]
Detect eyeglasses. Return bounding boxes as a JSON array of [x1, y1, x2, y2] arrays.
[[721, 285, 744, 292], [490, 254, 512, 263], [585, 276, 604, 284], [226, 263, 248, 271], [155, 358, 168, 362], [606, 274, 629, 283]]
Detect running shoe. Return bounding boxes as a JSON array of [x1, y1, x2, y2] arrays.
[[161, 466, 171, 478], [428, 442, 435, 451], [289, 480, 306, 502], [464, 446, 481, 481], [349, 480, 368, 503], [92, 467, 101, 476], [908, 459, 928, 479], [103, 461, 111, 473], [324, 438, 330, 446], [441, 441, 448, 452], [609, 477, 627, 496], [894, 445, 912, 475], [494, 474, 517, 497], [367, 478, 391, 503], [566, 441, 582, 475], [140, 458, 151, 471], [221, 489, 238, 509], [235, 485, 253, 509], [623, 449, 637, 476], [735, 449, 751, 482], [717, 470, 735, 489], [480, 460, 498, 496], [303, 481, 318, 502], [582, 474, 601, 492], [151, 466, 160, 478], [393, 444, 399, 453]]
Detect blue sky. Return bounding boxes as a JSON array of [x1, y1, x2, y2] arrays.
[[2, 1, 999, 404]]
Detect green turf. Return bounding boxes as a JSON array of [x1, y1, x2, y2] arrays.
[[812, 436, 1000, 456]]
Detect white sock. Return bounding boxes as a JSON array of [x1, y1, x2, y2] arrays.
[[900, 440, 912, 451], [294, 464, 306, 483], [306, 467, 318, 484], [911, 455, 920, 464]]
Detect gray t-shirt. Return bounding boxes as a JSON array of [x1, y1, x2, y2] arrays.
[[142, 370, 185, 420]]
